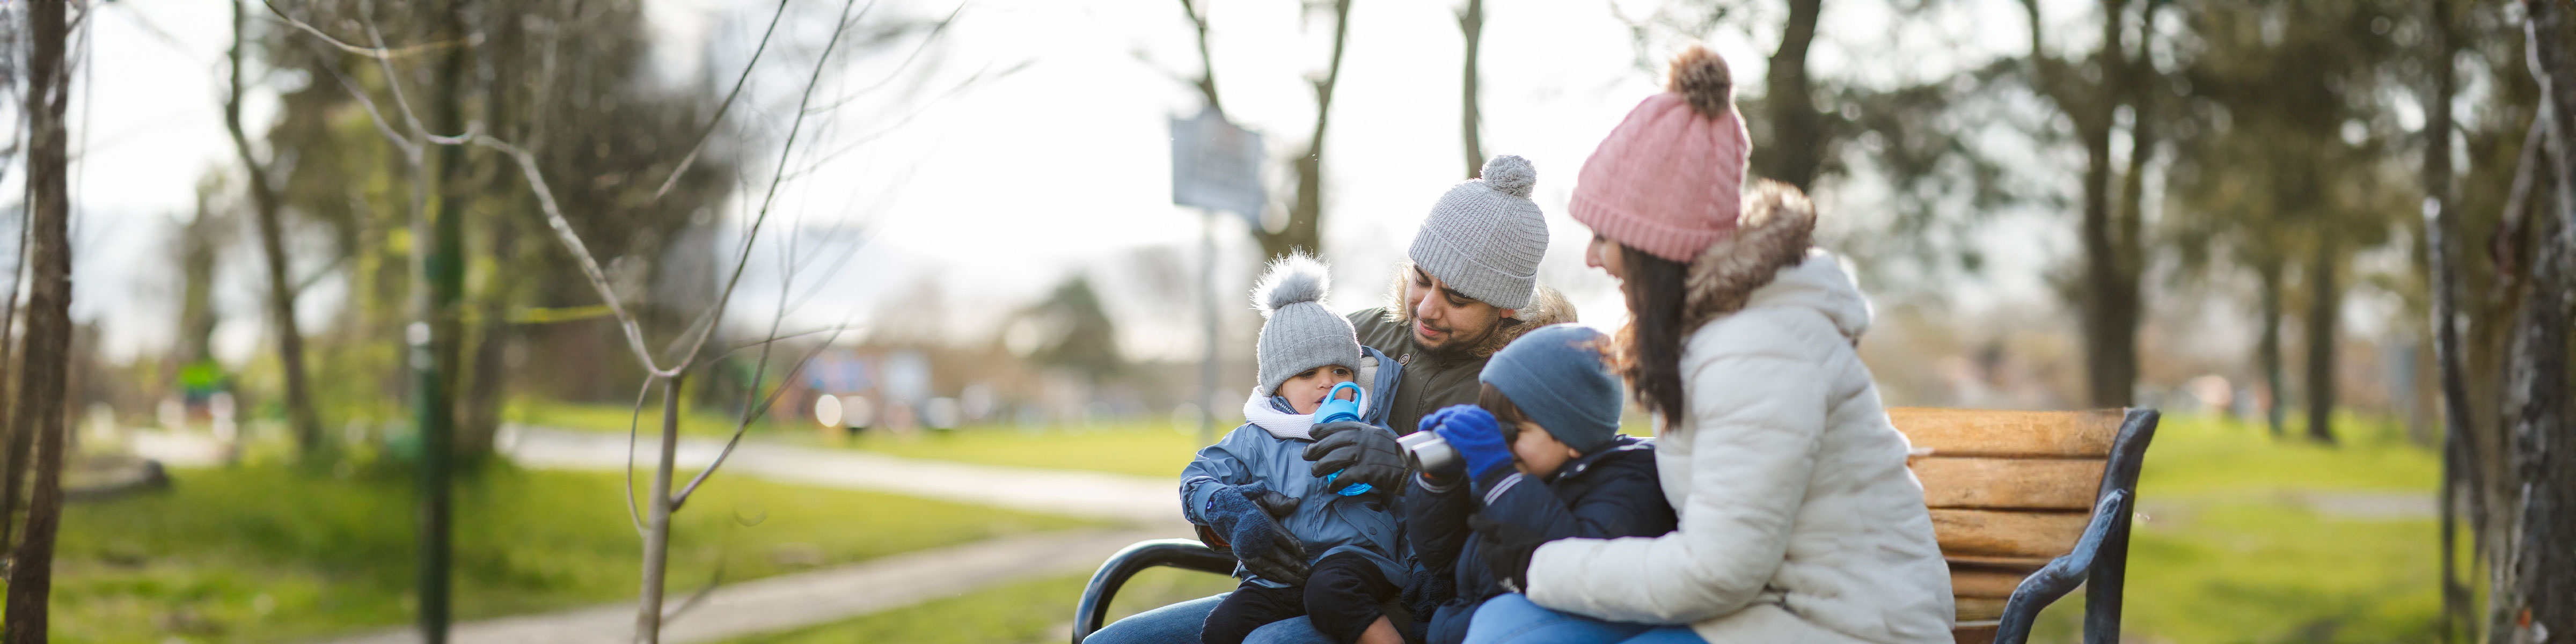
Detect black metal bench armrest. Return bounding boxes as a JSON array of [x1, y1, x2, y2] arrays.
[[1071, 538, 1236, 644], [1991, 489, 2128, 644], [1992, 407, 2158, 644]]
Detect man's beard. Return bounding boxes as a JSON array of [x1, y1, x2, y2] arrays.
[[1412, 309, 1503, 359]]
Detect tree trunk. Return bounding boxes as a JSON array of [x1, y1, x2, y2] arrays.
[[1758, 0, 1824, 192], [1459, 0, 1485, 180], [2106, 10, 2156, 413], [2303, 232, 2340, 444], [2476, 126, 2542, 644], [635, 374, 685, 643], [2078, 129, 2130, 407], [225, 0, 323, 457], [2072, 0, 2138, 409], [0, 169, 25, 554], [2510, 3, 2576, 639], [1258, 0, 1351, 262], [2420, 1, 2479, 637], [413, 1, 474, 639], [5, 1, 75, 640], [2258, 258, 2288, 437], [458, 219, 518, 460]]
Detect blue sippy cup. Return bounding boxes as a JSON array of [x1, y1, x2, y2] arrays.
[[1314, 382, 1371, 496]]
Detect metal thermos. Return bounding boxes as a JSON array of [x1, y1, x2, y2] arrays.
[[1400, 431, 1463, 478]]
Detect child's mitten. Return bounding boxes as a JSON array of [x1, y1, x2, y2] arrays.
[[1425, 405, 1513, 480], [1206, 484, 1311, 585]]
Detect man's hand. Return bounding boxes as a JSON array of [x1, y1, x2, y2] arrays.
[[1206, 485, 1310, 584], [1304, 421, 1408, 492]]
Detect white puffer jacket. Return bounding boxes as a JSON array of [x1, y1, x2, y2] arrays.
[[1526, 185, 1953, 643]]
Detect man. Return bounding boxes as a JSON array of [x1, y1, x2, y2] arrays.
[[1093, 155, 1570, 644]]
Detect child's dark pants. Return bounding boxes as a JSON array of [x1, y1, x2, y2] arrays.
[[1202, 552, 1397, 644]]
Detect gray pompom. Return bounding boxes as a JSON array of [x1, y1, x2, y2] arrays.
[[1481, 155, 1536, 197], [1252, 253, 1331, 316]]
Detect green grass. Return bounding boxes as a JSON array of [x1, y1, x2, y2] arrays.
[[721, 567, 1241, 644], [2024, 412, 2451, 643], [48, 464, 1098, 643]]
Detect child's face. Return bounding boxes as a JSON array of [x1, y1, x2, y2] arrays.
[[1510, 422, 1583, 478], [1280, 365, 1358, 415]]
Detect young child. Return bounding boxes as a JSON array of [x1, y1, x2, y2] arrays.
[[1401, 324, 1678, 644], [1181, 254, 1410, 644]]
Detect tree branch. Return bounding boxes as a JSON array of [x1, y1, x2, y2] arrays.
[[652, 0, 793, 202]]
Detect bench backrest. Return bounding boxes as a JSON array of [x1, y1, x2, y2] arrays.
[[1886, 408, 2151, 644]]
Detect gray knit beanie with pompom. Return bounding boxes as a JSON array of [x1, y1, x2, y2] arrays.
[[1252, 254, 1365, 397], [1407, 155, 1549, 310]]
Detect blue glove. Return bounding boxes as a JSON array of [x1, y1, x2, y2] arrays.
[[1205, 484, 1309, 585], [1423, 404, 1513, 480]]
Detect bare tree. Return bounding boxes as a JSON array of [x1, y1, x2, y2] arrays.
[[265, 0, 959, 640], [2019, 0, 2156, 409], [2507, 2, 2576, 640], [226, 0, 325, 457], [1757, 0, 1823, 192], [1172, 0, 1354, 260], [2423, 4, 2475, 624], [3, 1, 74, 641]]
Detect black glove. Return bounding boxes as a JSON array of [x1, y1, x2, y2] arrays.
[[1468, 515, 1545, 592], [1207, 485, 1310, 585], [1303, 421, 1408, 493]]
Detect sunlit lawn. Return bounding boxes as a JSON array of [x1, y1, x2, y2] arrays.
[[2026, 412, 2450, 643], [44, 464, 1097, 643]]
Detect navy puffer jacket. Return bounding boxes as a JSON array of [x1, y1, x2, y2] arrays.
[[1403, 434, 1676, 644]]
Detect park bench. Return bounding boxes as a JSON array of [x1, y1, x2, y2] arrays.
[[1070, 407, 2159, 644]]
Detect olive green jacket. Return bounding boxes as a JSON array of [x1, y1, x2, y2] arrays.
[[1344, 282, 1575, 436]]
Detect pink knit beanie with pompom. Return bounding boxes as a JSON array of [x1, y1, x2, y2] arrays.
[[1568, 46, 1752, 264]]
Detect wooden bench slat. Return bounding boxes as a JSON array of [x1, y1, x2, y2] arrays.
[[1887, 408, 2122, 458], [1952, 624, 2001, 644], [1955, 596, 2008, 622], [1947, 567, 2028, 599], [1913, 457, 2107, 510], [1930, 509, 2090, 560]]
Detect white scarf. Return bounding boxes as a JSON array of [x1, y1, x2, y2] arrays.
[[1243, 355, 1379, 440]]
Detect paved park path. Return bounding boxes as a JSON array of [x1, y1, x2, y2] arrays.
[[316, 427, 1196, 644]]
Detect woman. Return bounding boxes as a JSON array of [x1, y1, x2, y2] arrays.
[[1461, 47, 1953, 644]]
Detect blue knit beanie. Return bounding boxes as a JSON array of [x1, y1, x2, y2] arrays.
[[1480, 324, 1623, 453]]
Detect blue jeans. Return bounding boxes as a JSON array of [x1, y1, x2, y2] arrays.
[[1084, 593, 1336, 644], [1463, 594, 1704, 644]]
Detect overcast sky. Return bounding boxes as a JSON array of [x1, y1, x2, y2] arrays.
[[32, 0, 2139, 367]]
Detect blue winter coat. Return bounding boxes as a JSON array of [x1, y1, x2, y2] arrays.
[[1403, 434, 1676, 644], [1180, 346, 1410, 589]]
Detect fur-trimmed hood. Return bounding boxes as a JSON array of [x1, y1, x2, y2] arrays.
[[1679, 180, 1867, 341], [1378, 267, 1578, 359]]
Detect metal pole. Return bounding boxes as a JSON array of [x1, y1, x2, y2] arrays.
[[1199, 210, 1219, 445]]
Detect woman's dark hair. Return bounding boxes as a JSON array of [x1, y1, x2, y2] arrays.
[[1477, 382, 1529, 444], [1613, 243, 1692, 425]]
